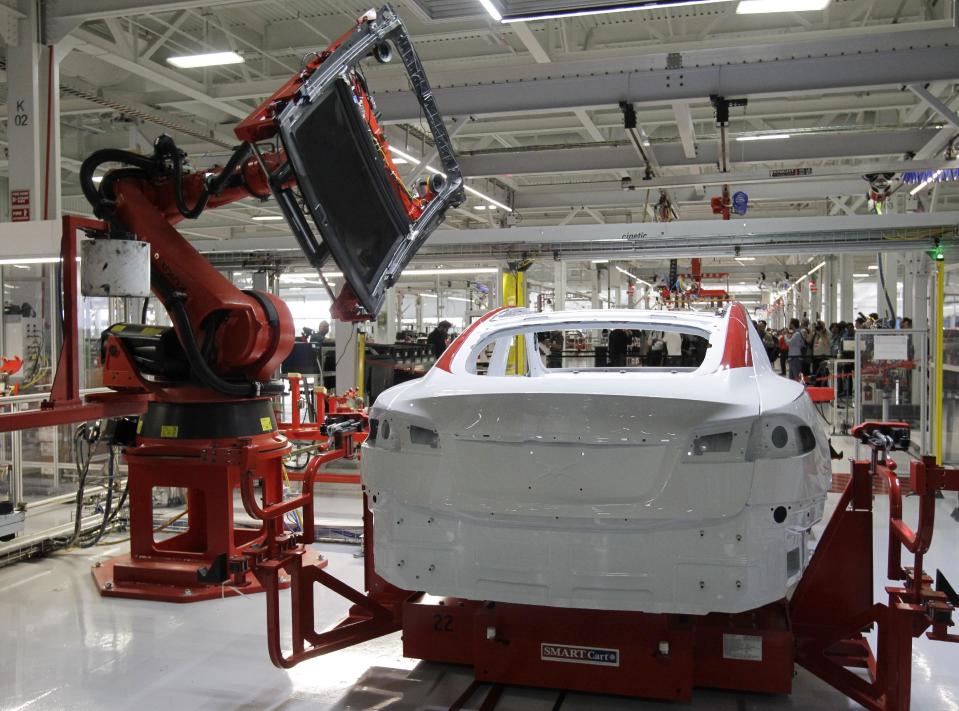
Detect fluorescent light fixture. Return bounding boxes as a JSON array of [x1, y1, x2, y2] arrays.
[[853, 273, 871, 278], [477, 0, 503, 21], [734, 256, 756, 261], [10, 264, 30, 270], [0, 257, 61, 265], [737, 0, 830, 13], [388, 146, 511, 212], [290, 266, 497, 282], [735, 134, 791, 142], [391, 157, 408, 165], [252, 215, 284, 221], [447, 296, 471, 302], [910, 170, 942, 196], [418, 292, 438, 298], [808, 261, 826, 275], [615, 265, 653, 288], [167, 51, 244, 69], [402, 267, 499, 276], [867, 264, 878, 270], [473, 205, 487, 210], [591, 259, 609, 264], [497, 0, 727, 23]]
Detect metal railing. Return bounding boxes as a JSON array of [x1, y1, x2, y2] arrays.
[[0, 386, 120, 530]]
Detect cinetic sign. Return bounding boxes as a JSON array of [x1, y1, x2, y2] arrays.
[[540, 642, 620, 667]]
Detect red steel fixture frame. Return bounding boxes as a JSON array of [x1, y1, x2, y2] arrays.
[[0, 215, 150, 433], [277, 374, 367, 484], [251, 421, 957, 710]]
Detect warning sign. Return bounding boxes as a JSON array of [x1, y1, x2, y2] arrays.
[[10, 189, 30, 222]]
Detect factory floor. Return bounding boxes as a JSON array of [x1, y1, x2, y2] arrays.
[[2, 439, 959, 710]]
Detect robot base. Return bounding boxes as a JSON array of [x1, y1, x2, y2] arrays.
[[92, 550, 326, 603], [403, 596, 793, 702]]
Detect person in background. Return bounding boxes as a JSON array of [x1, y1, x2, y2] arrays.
[[663, 328, 682, 367], [787, 318, 806, 381], [608, 328, 629, 367], [901, 317, 913, 330], [811, 321, 831, 385], [777, 328, 789, 375], [427, 320, 453, 359], [309, 320, 330, 343], [757, 320, 778, 364]]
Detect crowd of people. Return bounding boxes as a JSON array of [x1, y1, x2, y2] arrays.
[[754, 313, 912, 390]]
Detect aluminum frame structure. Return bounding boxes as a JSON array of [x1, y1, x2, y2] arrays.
[[854, 330, 929, 459]]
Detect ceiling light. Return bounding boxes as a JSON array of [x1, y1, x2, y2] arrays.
[[404, 267, 498, 276], [0, 257, 61, 265], [734, 256, 756, 261], [447, 296, 471, 302], [473, 205, 487, 210], [735, 134, 791, 142], [867, 264, 878, 270], [252, 215, 285, 221], [496, 0, 727, 23], [477, 0, 503, 21], [615, 265, 653, 287], [853, 273, 871, 278], [591, 259, 609, 264], [307, 267, 497, 280], [418, 293, 438, 298], [391, 157, 408, 165], [737, 0, 830, 13], [167, 51, 244, 69], [389, 146, 511, 212], [10, 264, 30, 270], [910, 170, 942, 196]]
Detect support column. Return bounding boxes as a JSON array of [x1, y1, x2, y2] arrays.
[[611, 263, 622, 307], [334, 319, 358, 394], [553, 261, 566, 311], [385, 287, 397, 344], [903, 254, 916, 322], [826, 259, 838, 324], [877, 253, 899, 322], [6, 1, 42, 222], [913, 257, 931, 332], [838, 253, 854, 322], [415, 296, 423, 332], [591, 267, 601, 309], [812, 273, 823, 322], [7, 3, 64, 222]]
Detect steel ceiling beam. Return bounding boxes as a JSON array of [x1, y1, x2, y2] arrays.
[[42, 0, 244, 43], [458, 129, 939, 177], [513, 179, 870, 210], [185, 212, 959, 256], [72, 28, 249, 120], [369, 29, 959, 121]]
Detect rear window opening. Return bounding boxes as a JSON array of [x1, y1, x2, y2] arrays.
[[470, 324, 711, 376], [535, 328, 710, 372]]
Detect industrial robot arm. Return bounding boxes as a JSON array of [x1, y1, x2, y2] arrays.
[[79, 5, 464, 398]]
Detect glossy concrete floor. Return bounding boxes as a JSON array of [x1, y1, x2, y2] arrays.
[[3, 448, 959, 710]]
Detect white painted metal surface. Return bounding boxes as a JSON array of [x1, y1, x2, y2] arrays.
[[363, 306, 832, 614], [80, 238, 151, 297]]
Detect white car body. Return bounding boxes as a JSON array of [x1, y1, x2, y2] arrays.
[[362, 305, 831, 615]]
